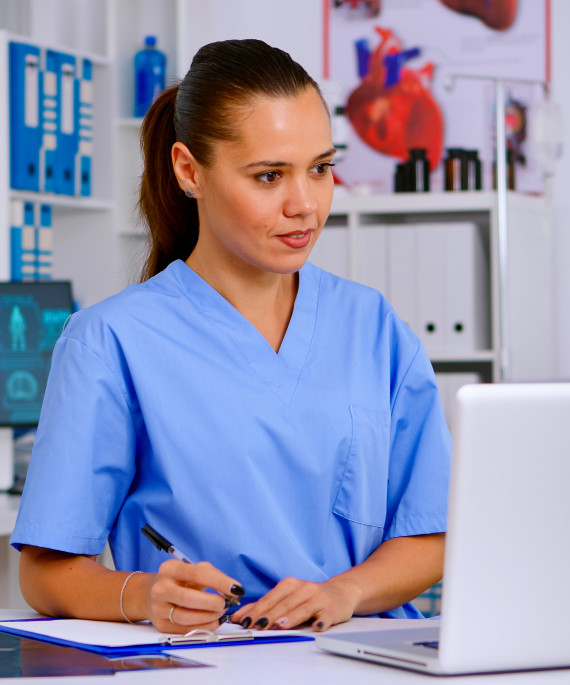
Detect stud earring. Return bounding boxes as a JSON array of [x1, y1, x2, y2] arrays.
[[184, 188, 195, 199]]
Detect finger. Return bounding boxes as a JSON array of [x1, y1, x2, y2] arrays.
[[158, 559, 245, 600], [232, 578, 315, 630]]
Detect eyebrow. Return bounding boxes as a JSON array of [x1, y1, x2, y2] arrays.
[[243, 147, 337, 170]]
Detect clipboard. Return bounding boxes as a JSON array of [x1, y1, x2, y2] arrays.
[[0, 619, 313, 657]]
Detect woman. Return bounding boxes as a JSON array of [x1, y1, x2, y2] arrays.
[[12, 39, 450, 634]]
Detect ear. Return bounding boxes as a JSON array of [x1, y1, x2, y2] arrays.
[[171, 142, 204, 198]]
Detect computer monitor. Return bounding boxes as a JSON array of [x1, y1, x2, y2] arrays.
[[0, 281, 73, 428]]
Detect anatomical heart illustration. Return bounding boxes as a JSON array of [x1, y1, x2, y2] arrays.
[[345, 27, 444, 171], [438, 0, 518, 31]]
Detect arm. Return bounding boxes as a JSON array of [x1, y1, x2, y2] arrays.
[[231, 532, 444, 630], [19, 545, 245, 633]]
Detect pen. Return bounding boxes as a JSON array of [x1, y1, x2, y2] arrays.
[[141, 524, 243, 607]]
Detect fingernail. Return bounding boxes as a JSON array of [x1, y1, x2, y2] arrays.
[[230, 584, 245, 597], [218, 615, 229, 625], [224, 597, 236, 611], [316, 621, 325, 630], [240, 617, 252, 629], [254, 617, 268, 629]]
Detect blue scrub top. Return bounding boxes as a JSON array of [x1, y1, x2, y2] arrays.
[[11, 260, 451, 619]]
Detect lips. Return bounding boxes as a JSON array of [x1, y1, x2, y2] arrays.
[[276, 230, 313, 249]]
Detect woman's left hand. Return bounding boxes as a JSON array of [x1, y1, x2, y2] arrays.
[[230, 576, 361, 632]]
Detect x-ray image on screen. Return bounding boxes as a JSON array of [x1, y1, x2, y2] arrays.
[[0, 282, 73, 427]]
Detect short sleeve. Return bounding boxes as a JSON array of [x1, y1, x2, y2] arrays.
[[10, 332, 138, 555], [384, 343, 452, 541]]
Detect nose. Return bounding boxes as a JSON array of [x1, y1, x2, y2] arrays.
[[283, 177, 318, 218]]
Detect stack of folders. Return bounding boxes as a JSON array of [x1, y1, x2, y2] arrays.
[[10, 200, 53, 281], [9, 41, 93, 197]]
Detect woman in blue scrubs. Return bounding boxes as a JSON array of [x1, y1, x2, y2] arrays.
[[12, 39, 451, 635]]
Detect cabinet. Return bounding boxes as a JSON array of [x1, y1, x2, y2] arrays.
[[312, 190, 553, 399]]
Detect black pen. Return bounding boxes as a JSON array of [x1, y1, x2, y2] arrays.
[[141, 524, 243, 606]]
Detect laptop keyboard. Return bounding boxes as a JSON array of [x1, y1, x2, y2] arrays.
[[414, 641, 440, 650]]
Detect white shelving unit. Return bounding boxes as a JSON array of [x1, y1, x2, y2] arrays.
[[314, 190, 553, 386]]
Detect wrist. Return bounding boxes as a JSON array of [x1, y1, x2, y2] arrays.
[[120, 571, 154, 623]]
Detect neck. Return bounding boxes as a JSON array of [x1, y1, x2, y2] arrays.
[[186, 253, 298, 353]]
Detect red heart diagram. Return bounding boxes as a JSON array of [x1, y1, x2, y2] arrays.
[[345, 28, 444, 171], [438, 0, 518, 31]]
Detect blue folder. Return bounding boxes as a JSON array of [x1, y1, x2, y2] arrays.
[[41, 49, 60, 194], [54, 52, 77, 195], [9, 42, 42, 191], [76, 58, 93, 196], [0, 619, 313, 657]]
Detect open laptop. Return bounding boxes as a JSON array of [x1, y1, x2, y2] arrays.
[[316, 383, 570, 675]]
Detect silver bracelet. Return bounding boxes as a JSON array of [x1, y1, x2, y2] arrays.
[[120, 570, 143, 624]]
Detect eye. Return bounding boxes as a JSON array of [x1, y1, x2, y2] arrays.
[[256, 170, 282, 184], [311, 162, 336, 176]]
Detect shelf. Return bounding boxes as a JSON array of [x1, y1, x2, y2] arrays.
[[330, 190, 544, 216], [116, 118, 143, 129], [9, 190, 113, 212], [0, 494, 20, 537]]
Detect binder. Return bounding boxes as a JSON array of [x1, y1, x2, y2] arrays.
[[416, 225, 445, 353], [21, 201, 37, 281], [0, 619, 312, 657], [55, 52, 78, 195], [356, 225, 388, 295], [9, 200, 24, 281], [309, 226, 350, 279], [9, 42, 42, 191], [443, 223, 490, 351], [386, 226, 418, 334], [36, 205, 53, 280], [76, 58, 93, 196], [40, 49, 60, 194]]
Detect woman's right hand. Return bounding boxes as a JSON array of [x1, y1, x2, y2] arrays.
[[146, 559, 245, 633]]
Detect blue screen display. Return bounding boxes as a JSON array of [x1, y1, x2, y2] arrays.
[[0, 281, 73, 427]]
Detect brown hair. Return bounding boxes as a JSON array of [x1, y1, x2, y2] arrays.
[[137, 39, 324, 282]]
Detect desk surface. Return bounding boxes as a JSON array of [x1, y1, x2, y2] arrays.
[[1, 612, 569, 684]]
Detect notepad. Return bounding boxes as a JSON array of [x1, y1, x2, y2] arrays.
[[0, 618, 313, 656]]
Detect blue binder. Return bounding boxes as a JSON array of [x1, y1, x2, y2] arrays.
[[41, 49, 60, 194], [9, 42, 42, 191], [36, 205, 53, 280], [76, 58, 93, 196], [55, 52, 77, 195], [9, 200, 24, 281], [21, 201, 37, 281]]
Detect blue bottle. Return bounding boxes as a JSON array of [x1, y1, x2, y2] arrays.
[[134, 36, 166, 117]]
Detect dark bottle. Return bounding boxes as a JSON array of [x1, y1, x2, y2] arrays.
[[493, 149, 515, 190], [445, 148, 465, 191], [465, 150, 482, 190], [408, 148, 430, 192]]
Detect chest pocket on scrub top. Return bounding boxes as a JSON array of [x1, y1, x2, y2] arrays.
[[332, 405, 390, 528]]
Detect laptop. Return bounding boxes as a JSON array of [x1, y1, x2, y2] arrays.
[[316, 383, 570, 675]]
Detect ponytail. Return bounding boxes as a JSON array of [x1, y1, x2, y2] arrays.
[[137, 84, 199, 282]]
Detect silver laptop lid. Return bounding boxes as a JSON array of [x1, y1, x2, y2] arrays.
[[439, 383, 570, 674]]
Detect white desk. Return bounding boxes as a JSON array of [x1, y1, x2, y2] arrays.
[[0, 612, 569, 684]]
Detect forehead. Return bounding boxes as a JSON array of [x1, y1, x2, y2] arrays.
[[216, 89, 333, 164]]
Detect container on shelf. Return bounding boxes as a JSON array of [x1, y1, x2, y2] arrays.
[[134, 36, 166, 118]]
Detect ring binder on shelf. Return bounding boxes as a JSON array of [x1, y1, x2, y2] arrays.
[[40, 49, 60, 194], [55, 52, 77, 195], [9, 42, 42, 191], [76, 58, 93, 197]]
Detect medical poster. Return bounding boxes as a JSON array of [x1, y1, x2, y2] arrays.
[[325, 0, 550, 193]]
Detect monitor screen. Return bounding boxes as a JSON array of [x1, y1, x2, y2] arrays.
[[0, 281, 73, 428]]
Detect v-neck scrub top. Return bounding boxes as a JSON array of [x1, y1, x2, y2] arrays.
[[12, 260, 451, 618]]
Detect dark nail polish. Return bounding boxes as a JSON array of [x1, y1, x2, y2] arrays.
[[316, 621, 324, 630], [240, 617, 252, 629], [254, 617, 268, 629], [230, 584, 245, 597], [218, 615, 229, 625]]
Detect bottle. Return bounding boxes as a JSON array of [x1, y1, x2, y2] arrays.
[[134, 36, 166, 118], [445, 148, 464, 191], [465, 150, 482, 190], [408, 148, 430, 192]]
